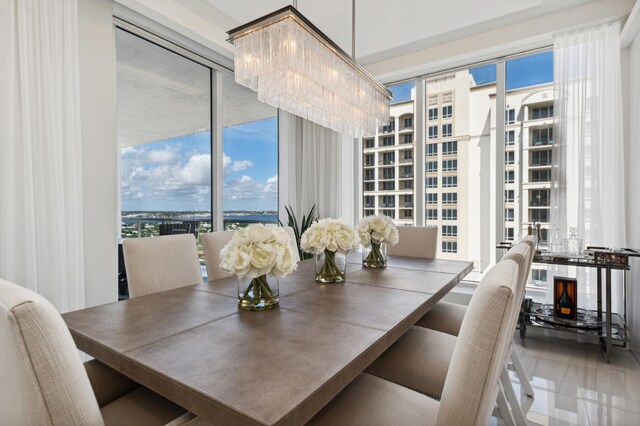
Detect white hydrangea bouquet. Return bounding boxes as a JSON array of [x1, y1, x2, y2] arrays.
[[220, 224, 297, 310], [300, 218, 358, 283], [357, 215, 399, 268]]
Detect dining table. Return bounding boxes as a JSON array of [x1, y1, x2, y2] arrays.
[[63, 254, 473, 426]]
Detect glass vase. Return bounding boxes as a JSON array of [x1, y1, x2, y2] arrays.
[[315, 250, 346, 283], [237, 274, 279, 311], [362, 240, 387, 268]]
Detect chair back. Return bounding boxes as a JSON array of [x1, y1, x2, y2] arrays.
[[283, 226, 301, 262], [0, 279, 104, 425], [503, 242, 533, 302], [202, 230, 235, 281], [436, 259, 519, 426], [123, 234, 203, 298], [387, 226, 437, 258]]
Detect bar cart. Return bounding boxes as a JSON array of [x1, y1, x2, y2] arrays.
[[498, 243, 638, 362]]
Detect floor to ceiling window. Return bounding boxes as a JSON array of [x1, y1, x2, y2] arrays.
[[117, 28, 212, 240], [359, 49, 554, 288], [116, 27, 279, 290], [504, 50, 554, 288]]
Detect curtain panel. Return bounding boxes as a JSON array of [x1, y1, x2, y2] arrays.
[[278, 111, 357, 225], [550, 22, 625, 311], [0, 0, 85, 312]]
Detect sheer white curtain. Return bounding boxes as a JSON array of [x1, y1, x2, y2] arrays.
[[550, 22, 625, 311], [0, 0, 85, 312], [279, 111, 356, 224]]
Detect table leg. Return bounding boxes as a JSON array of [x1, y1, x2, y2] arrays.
[[605, 262, 612, 363]]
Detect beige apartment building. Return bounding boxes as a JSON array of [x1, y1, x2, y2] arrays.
[[362, 73, 553, 284]]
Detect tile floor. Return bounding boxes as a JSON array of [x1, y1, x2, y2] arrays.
[[489, 328, 640, 426]]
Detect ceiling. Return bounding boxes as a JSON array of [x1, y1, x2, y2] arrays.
[[117, 28, 275, 147], [190, 0, 599, 64]]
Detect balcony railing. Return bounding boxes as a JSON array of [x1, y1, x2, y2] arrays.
[[379, 160, 395, 165], [399, 158, 413, 164], [400, 173, 414, 179]]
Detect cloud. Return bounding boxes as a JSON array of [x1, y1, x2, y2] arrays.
[[146, 147, 179, 165], [120, 142, 275, 211], [176, 154, 211, 185], [231, 160, 253, 172], [263, 175, 278, 193], [223, 152, 253, 174]]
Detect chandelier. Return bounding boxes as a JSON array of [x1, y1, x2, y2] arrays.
[[227, 5, 391, 138]]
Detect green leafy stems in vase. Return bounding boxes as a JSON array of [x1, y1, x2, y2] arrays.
[[316, 250, 346, 283], [363, 240, 387, 268], [238, 274, 279, 311]]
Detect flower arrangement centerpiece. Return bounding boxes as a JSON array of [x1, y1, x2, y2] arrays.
[[220, 224, 297, 310], [300, 218, 357, 283], [357, 215, 399, 268]]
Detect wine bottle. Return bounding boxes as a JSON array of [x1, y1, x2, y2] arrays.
[[557, 281, 573, 319]]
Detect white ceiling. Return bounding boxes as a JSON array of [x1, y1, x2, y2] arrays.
[[194, 0, 598, 64], [116, 28, 275, 147]]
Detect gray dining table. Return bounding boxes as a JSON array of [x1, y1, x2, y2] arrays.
[[63, 255, 472, 426]]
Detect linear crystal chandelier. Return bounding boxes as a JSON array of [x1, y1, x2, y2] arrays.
[[227, 6, 391, 138]]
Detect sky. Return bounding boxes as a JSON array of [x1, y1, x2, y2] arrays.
[[120, 117, 278, 212], [121, 52, 552, 213], [470, 50, 553, 90], [390, 51, 553, 100]]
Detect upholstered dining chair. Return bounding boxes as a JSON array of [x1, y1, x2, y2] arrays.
[[366, 240, 534, 425], [202, 230, 235, 281], [387, 225, 438, 258], [309, 257, 519, 425], [123, 234, 203, 298], [415, 236, 537, 403], [0, 278, 189, 425]]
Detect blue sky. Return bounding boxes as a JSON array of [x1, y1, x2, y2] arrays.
[[390, 51, 553, 94], [120, 117, 277, 212], [470, 50, 553, 90], [389, 82, 416, 104]]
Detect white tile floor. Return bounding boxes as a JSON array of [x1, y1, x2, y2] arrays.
[[489, 329, 640, 426]]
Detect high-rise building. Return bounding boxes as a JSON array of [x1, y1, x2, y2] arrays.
[[362, 73, 553, 284], [362, 98, 416, 225]]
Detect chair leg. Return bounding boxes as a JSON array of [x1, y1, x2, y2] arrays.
[[496, 381, 516, 426], [510, 346, 534, 397], [501, 367, 528, 426]]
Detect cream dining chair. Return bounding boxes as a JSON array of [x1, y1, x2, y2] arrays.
[[415, 235, 537, 406], [202, 230, 235, 281], [123, 234, 203, 298], [0, 278, 189, 425], [387, 225, 438, 258], [365, 240, 534, 425], [309, 257, 520, 425]]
